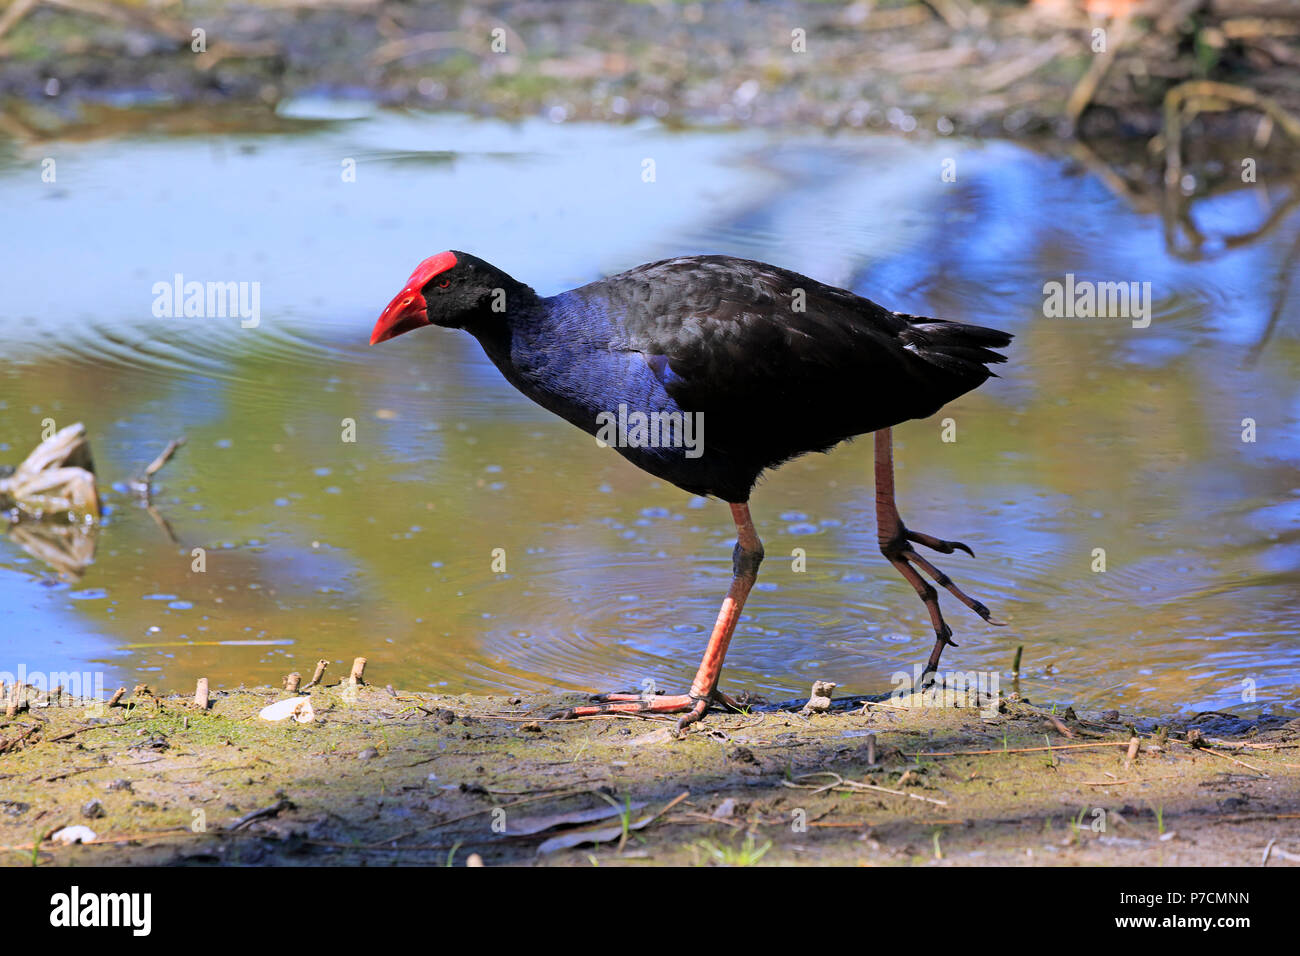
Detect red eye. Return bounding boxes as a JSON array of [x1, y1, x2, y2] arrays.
[[438, 280, 450, 289]]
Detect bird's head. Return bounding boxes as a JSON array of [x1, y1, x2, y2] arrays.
[[370, 251, 518, 344]]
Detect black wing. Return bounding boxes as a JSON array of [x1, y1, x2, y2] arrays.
[[580, 255, 1010, 432]]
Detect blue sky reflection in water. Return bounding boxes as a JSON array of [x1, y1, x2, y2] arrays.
[[1, 103, 1297, 716]]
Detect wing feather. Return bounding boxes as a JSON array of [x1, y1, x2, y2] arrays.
[[574, 256, 1009, 427]]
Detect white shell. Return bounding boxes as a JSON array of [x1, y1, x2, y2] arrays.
[[258, 696, 314, 723], [51, 825, 97, 845]]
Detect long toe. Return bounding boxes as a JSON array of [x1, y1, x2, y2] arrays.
[[906, 528, 975, 557], [552, 693, 699, 719], [904, 547, 1006, 626]]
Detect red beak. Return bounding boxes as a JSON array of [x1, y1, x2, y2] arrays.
[[370, 288, 430, 345], [370, 251, 459, 345]]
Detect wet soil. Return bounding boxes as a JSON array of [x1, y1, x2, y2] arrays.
[[2, 681, 1297, 866]]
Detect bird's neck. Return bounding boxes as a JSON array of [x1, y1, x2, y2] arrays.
[[465, 281, 546, 360], [468, 291, 618, 430]]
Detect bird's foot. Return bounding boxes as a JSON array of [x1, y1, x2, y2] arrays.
[[552, 688, 740, 730], [901, 528, 975, 558], [879, 522, 1006, 679], [880, 525, 1006, 627]]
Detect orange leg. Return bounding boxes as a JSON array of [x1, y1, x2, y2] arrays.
[[558, 502, 764, 729], [874, 427, 1004, 684]]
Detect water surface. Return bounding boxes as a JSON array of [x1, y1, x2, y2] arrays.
[[2, 103, 1297, 715]]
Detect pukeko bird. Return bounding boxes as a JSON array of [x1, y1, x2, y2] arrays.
[[371, 251, 1011, 728]]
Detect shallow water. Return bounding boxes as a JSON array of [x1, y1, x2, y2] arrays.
[[2, 102, 1297, 715]]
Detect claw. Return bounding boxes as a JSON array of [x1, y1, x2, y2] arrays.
[[969, 599, 1007, 627], [675, 697, 712, 731], [906, 529, 975, 558]]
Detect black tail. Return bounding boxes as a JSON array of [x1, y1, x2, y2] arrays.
[[898, 315, 1013, 380]]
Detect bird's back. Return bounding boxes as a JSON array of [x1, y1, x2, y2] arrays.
[[502, 255, 1011, 500], [583, 254, 1007, 410]]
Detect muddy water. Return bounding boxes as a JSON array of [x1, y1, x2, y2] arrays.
[[1, 102, 1297, 715]]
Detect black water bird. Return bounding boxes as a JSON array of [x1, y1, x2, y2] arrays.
[[371, 251, 1011, 727]]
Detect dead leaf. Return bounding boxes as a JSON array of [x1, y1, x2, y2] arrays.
[[508, 800, 646, 836], [536, 791, 689, 855]]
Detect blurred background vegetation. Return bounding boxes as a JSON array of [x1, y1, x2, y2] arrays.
[[2, 1, 1299, 159]]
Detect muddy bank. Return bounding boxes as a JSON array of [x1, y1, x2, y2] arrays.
[[2, 0, 1299, 152], [2, 679, 1297, 866]]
